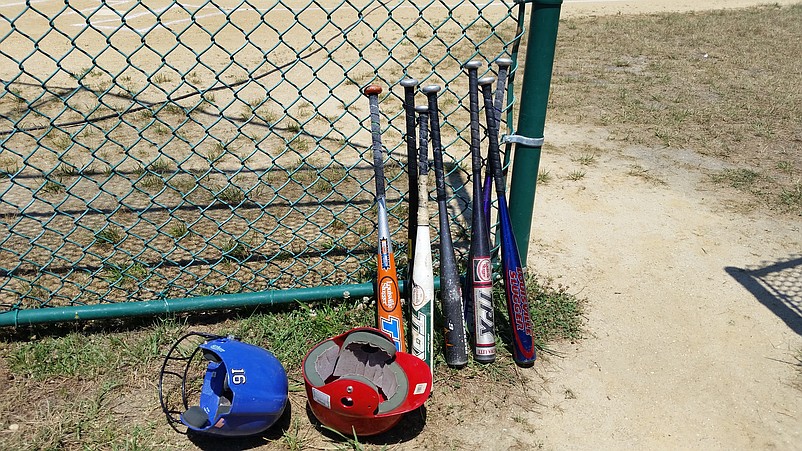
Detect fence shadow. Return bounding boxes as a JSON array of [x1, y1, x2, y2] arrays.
[[725, 254, 802, 336]]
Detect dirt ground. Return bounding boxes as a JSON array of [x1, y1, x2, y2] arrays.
[[1, 1, 800, 450], [516, 1, 802, 449]]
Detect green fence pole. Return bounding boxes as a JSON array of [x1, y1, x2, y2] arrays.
[[508, 0, 562, 266]]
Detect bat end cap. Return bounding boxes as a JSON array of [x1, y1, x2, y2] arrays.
[[464, 60, 483, 70], [421, 84, 441, 94], [478, 76, 496, 86], [363, 84, 382, 96], [400, 78, 419, 87], [496, 57, 513, 67]]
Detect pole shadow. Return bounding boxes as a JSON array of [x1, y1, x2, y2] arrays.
[[725, 254, 802, 336]]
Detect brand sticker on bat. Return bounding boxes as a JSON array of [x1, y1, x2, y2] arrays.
[[473, 258, 492, 284], [411, 285, 426, 309], [378, 276, 398, 312], [474, 288, 494, 338], [380, 238, 391, 269], [507, 268, 533, 335]]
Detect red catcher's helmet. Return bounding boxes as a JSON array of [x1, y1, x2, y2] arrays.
[[302, 327, 432, 436]]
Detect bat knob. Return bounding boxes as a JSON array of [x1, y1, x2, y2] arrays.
[[495, 57, 513, 68], [400, 78, 419, 88], [463, 60, 483, 70], [421, 85, 441, 95], [414, 105, 428, 114], [478, 76, 496, 87], [363, 84, 382, 96]]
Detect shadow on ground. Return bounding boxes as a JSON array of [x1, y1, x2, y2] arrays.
[[726, 254, 802, 336]]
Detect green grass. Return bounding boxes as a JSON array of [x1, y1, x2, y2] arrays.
[[0, 269, 581, 450]]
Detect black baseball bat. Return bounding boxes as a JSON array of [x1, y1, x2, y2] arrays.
[[479, 76, 536, 366], [401, 78, 419, 303], [483, 58, 513, 235], [423, 84, 469, 368], [464, 61, 495, 363]]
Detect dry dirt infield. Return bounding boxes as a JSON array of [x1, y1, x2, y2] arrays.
[[524, 0, 802, 449]]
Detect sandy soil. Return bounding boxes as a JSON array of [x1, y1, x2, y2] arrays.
[[518, 2, 802, 449]]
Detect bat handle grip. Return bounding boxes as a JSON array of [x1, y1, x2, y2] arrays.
[[480, 79, 505, 196], [364, 85, 386, 199], [422, 86, 445, 200]]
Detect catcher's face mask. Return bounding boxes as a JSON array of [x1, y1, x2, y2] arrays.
[[302, 327, 432, 436], [159, 332, 288, 437]]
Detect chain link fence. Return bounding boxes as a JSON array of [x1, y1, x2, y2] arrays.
[[0, 0, 556, 324]]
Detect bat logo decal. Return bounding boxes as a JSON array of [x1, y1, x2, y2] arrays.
[[378, 276, 398, 312], [379, 238, 391, 269]]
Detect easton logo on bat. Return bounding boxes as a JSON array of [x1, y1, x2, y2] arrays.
[[507, 268, 533, 336], [379, 238, 391, 270], [472, 258, 492, 284], [378, 276, 398, 312]]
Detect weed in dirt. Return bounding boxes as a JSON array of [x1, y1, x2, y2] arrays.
[[147, 158, 173, 174], [575, 153, 596, 166], [712, 168, 762, 190], [779, 183, 802, 210], [221, 237, 250, 261], [207, 141, 225, 162], [161, 103, 183, 115], [627, 164, 665, 185], [0, 156, 19, 177], [166, 221, 188, 239], [537, 169, 552, 185], [41, 179, 65, 194], [286, 120, 302, 133], [216, 185, 246, 206], [152, 72, 173, 84], [566, 170, 586, 181], [138, 174, 164, 191], [95, 225, 125, 246], [291, 136, 310, 152]]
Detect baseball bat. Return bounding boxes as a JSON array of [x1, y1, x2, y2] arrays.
[[401, 78, 419, 304], [364, 84, 405, 352], [483, 58, 513, 235], [423, 84, 469, 368], [464, 61, 496, 363], [409, 103, 435, 377], [479, 77, 536, 366]]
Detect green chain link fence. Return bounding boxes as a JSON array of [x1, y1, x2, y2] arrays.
[[0, 0, 561, 325]]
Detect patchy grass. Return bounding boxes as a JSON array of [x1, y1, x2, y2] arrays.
[[0, 272, 583, 449], [550, 4, 802, 214]]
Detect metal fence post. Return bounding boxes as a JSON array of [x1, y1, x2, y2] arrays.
[[508, 0, 563, 266]]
